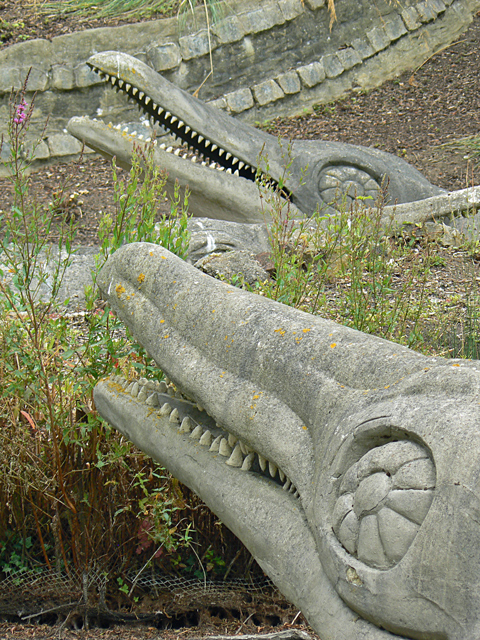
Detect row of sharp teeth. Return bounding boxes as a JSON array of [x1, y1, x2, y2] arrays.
[[94, 67, 256, 180], [108, 123, 243, 176], [111, 375, 299, 498]]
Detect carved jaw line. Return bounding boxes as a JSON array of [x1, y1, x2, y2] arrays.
[[107, 374, 300, 498], [86, 51, 283, 191]]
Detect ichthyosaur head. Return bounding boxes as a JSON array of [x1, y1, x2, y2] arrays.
[[94, 242, 480, 640], [68, 51, 445, 222]]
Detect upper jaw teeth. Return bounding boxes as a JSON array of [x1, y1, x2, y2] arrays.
[[94, 68, 258, 181], [112, 374, 299, 498]]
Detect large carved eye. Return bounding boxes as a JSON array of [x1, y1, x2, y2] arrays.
[[318, 165, 381, 207], [332, 440, 435, 569]]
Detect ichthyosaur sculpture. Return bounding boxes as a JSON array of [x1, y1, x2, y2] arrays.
[[95, 241, 480, 640], [67, 51, 454, 224]]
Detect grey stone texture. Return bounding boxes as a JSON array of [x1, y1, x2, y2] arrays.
[[304, 0, 326, 8], [278, 0, 305, 21], [211, 15, 245, 43], [47, 133, 83, 157], [146, 43, 181, 71], [52, 65, 75, 90], [297, 61, 326, 88], [1, 0, 479, 167], [179, 30, 215, 60], [252, 79, 284, 105], [276, 70, 301, 94], [366, 25, 391, 52], [239, 5, 285, 33], [322, 53, 345, 78], [350, 37, 375, 60], [194, 250, 270, 285], [401, 6, 423, 30], [225, 87, 254, 113], [383, 13, 408, 41], [93, 240, 480, 640], [416, 0, 438, 21], [335, 47, 362, 70]]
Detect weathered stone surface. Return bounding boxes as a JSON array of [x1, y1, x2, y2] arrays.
[[431, 0, 447, 12], [74, 63, 104, 87], [239, 5, 285, 33], [194, 250, 270, 286], [47, 133, 83, 157], [336, 47, 362, 71], [179, 30, 215, 60], [383, 13, 408, 41], [211, 15, 245, 43], [278, 0, 305, 21], [0, 67, 21, 92], [276, 70, 301, 94], [304, 0, 325, 9], [225, 87, 254, 113], [252, 79, 284, 106], [52, 65, 75, 90], [366, 25, 391, 52], [322, 54, 345, 78], [146, 43, 181, 71], [401, 6, 422, 30], [350, 37, 375, 60], [207, 96, 227, 111], [21, 67, 49, 92], [24, 139, 50, 160], [416, 0, 438, 22], [6, 0, 476, 169], [297, 61, 325, 87]]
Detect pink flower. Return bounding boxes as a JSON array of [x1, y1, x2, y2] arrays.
[[13, 99, 28, 125]]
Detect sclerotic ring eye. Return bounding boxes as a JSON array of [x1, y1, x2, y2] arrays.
[[332, 440, 436, 569]]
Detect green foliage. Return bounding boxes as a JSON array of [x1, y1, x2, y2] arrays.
[[0, 79, 192, 580], [254, 149, 431, 350], [38, 0, 223, 21]]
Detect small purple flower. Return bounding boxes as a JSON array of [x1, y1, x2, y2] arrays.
[[13, 98, 28, 125]]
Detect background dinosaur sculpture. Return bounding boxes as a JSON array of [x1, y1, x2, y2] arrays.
[[67, 51, 448, 224], [95, 242, 480, 640]]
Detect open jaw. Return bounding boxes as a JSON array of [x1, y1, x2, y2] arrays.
[[68, 51, 445, 223], [94, 241, 480, 640]]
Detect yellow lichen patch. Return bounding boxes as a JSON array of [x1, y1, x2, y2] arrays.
[[161, 256, 167, 260], [302, 425, 307, 430], [149, 251, 154, 256], [137, 273, 145, 284], [384, 385, 390, 389], [163, 334, 170, 339], [116, 284, 126, 296], [274, 328, 286, 336], [452, 363, 461, 367], [160, 319, 165, 324], [302, 328, 311, 333], [330, 343, 336, 348]]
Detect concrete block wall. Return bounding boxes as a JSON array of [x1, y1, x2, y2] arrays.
[[1, 0, 479, 166]]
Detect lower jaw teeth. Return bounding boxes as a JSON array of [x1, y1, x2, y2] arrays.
[[116, 375, 298, 499]]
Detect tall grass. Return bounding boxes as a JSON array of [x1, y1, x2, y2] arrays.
[[37, 0, 222, 21]]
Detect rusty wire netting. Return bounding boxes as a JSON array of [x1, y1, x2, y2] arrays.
[[0, 566, 278, 625]]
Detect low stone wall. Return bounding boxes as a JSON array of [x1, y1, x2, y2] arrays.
[[1, 0, 479, 167]]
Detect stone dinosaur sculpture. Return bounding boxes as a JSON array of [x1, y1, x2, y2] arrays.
[[95, 241, 480, 640], [68, 51, 451, 224]]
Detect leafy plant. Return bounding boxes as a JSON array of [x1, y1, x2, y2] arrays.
[[254, 148, 431, 350], [0, 77, 192, 583]]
